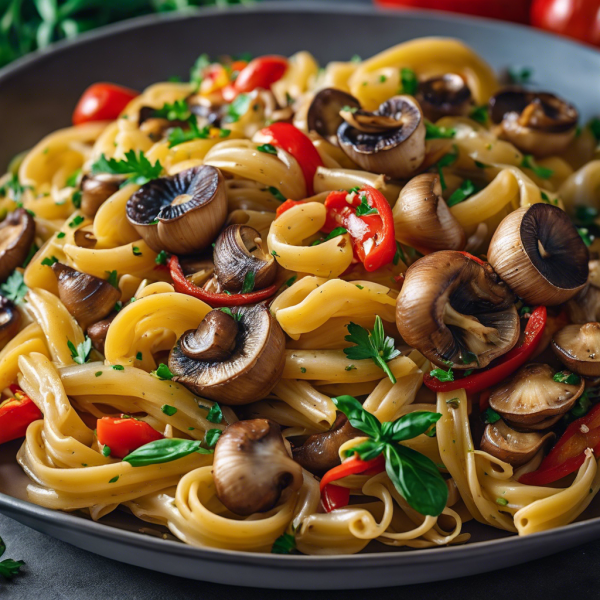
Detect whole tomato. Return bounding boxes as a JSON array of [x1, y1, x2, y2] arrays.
[[531, 0, 600, 47]]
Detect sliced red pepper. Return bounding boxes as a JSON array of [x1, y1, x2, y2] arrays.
[[0, 385, 43, 444], [257, 123, 323, 195], [72, 83, 139, 126], [234, 56, 288, 94], [424, 306, 547, 395], [97, 415, 164, 459], [519, 404, 600, 486], [169, 255, 278, 307], [323, 186, 396, 272], [320, 454, 386, 512], [276, 199, 305, 218]]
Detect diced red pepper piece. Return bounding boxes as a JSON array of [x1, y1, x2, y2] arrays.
[[0, 385, 43, 445], [97, 415, 164, 459]]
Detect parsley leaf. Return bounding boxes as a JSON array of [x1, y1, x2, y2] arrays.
[[225, 93, 251, 123], [447, 179, 477, 207], [355, 194, 378, 217], [257, 143, 277, 155], [241, 271, 255, 294], [151, 363, 174, 380], [68, 337, 92, 365], [430, 367, 454, 382], [0, 558, 25, 580], [91, 150, 163, 186], [204, 403, 223, 424], [470, 105, 488, 124], [105, 270, 119, 288], [435, 145, 459, 191], [553, 371, 581, 385], [425, 121, 455, 140], [268, 186, 286, 202], [482, 407, 501, 424], [0, 173, 28, 202], [344, 316, 400, 383], [520, 154, 554, 180], [0, 270, 28, 304], [155, 250, 169, 265], [205, 428, 222, 448], [153, 99, 191, 122], [399, 67, 418, 95], [578, 227, 593, 247], [161, 404, 177, 416], [271, 532, 296, 554]]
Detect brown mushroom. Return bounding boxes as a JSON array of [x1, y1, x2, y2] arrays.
[[0, 295, 21, 350], [488, 363, 584, 428], [51, 263, 120, 331], [489, 88, 578, 157], [79, 173, 123, 217], [86, 312, 117, 355], [307, 88, 361, 145], [567, 260, 600, 323], [73, 228, 98, 249], [0, 209, 36, 282], [480, 419, 554, 466], [396, 251, 519, 369], [212, 419, 303, 516], [126, 165, 227, 255], [552, 323, 600, 377], [213, 224, 277, 293], [392, 173, 466, 254], [292, 413, 362, 475], [416, 74, 473, 122], [169, 304, 285, 405], [337, 95, 426, 178], [488, 204, 588, 306]]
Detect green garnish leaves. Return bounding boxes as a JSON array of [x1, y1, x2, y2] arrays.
[[155, 250, 169, 265], [69, 215, 84, 228], [241, 271, 255, 294], [102, 445, 111, 457], [344, 316, 400, 384], [0, 173, 29, 203], [496, 497, 509, 506], [112, 365, 124, 371], [470, 105, 488, 124], [108, 475, 120, 483], [91, 150, 163, 186], [41, 255, 58, 267], [257, 143, 277, 155], [520, 154, 554, 180], [325, 227, 348, 241], [577, 227, 593, 247], [152, 363, 174, 380], [447, 179, 477, 207], [204, 403, 223, 424], [0, 539, 25, 580], [219, 307, 242, 321], [132, 246, 142, 256], [430, 367, 454, 382], [161, 404, 177, 416], [400, 67, 418, 96], [225, 93, 251, 123], [333, 395, 382, 439], [271, 532, 296, 554], [153, 99, 191, 122], [123, 438, 213, 467], [205, 428, 222, 448], [425, 121, 455, 140], [436, 145, 459, 191], [56, 232, 66, 239], [268, 186, 286, 202], [482, 407, 501, 424], [508, 66, 533, 84], [105, 270, 119, 288], [553, 371, 581, 385], [67, 336, 92, 365], [355, 194, 378, 217], [285, 275, 297, 287]]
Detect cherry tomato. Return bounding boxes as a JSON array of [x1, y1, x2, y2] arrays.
[[234, 56, 288, 93], [531, 0, 600, 47], [96, 415, 163, 459], [72, 82, 139, 126]]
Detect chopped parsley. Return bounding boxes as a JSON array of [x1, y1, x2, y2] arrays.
[[268, 186, 286, 202], [425, 121, 455, 140], [496, 497, 509, 506], [446, 397, 460, 409], [190, 53, 211, 89], [225, 93, 251, 123], [204, 403, 223, 424], [102, 445, 111, 457], [285, 275, 297, 287], [482, 407, 501, 424], [67, 337, 92, 365], [520, 154, 554, 180], [41, 255, 58, 267], [430, 367, 454, 382], [112, 365, 125, 371], [161, 404, 177, 416], [578, 227, 593, 247], [132, 246, 142, 256], [257, 143, 277, 155], [205, 428, 222, 448], [68, 215, 85, 228], [355, 194, 378, 217], [399, 67, 418, 95], [470, 105, 488, 124], [91, 150, 163, 186], [153, 99, 191, 122], [553, 371, 581, 385], [271, 532, 296, 554], [151, 363, 173, 380], [56, 232, 66, 239], [109, 475, 119, 484], [436, 145, 459, 191], [0, 271, 28, 304], [447, 179, 476, 207], [241, 271, 255, 294], [155, 250, 169, 265], [105, 270, 119, 288], [136, 352, 143, 361]]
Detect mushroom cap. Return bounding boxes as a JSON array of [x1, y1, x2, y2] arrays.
[[307, 88, 361, 144], [480, 419, 554, 467], [126, 165, 227, 255], [392, 172, 466, 254], [488, 204, 589, 306], [213, 419, 303, 516], [337, 95, 426, 179], [292, 413, 362, 476], [180, 309, 239, 362], [552, 322, 600, 377], [52, 262, 120, 331], [169, 303, 286, 405], [0, 295, 21, 351], [489, 363, 584, 426], [213, 224, 276, 293], [86, 311, 117, 355], [416, 74, 472, 122], [0, 209, 36, 282], [80, 173, 123, 217], [396, 250, 519, 369]]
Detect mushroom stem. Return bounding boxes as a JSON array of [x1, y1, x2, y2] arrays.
[[443, 304, 500, 345]]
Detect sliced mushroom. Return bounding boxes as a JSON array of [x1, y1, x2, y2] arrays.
[[80, 173, 123, 217], [489, 363, 584, 427], [213, 419, 303, 516], [73, 228, 98, 249], [489, 88, 578, 157], [213, 224, 276, 293], [0, 209, 35, 282], [179, 309, 238, 361], [86, 312, 117, 355], [488, 204, 588, 306], [0, 295, 21, 350], [307, 88, 361, 145], [169, 304, 285, 405], [126, 165, 227, 255], [480, 419, 554, 466], [51, 263, 120, 331], [186, 95, 225, 127], [416, 74, 472, 122], [292, 413, 362, 475], [552, 323, 600, 377], [337, 95, 426, 179], [396, 251, 519, 369], [393, 173, 466, 254]]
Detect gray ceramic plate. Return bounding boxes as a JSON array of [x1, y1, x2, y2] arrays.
[[1, 2, 600, 589]]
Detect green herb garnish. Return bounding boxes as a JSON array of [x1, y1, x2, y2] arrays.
[[268, 186, 286, 202], [553, 371, 581, 385], [430, 367, 454, 382], [470, 105, 488, 124], [152, 363, 173, 380], [425, 121, 455, 140], [355, 194, 378, 217], [67, 337, 92, 365], [520, 154, 554, 180], [400, 67, 418, 95], [241, 271, 255, 294], [123, 438, 213, 467], [271, 532, 296, 554], [161, 404, 177, 416], [257, 143, 278, 155], [447, 179, 476, 207], [91, 150, 163, 186]]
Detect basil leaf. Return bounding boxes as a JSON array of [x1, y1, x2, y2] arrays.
[[332, 395, 382, 439], [346, 439, 386, 462], [381, 411, 441, 443], [123, 438, 212, 467], [271, 532, 296, 554]]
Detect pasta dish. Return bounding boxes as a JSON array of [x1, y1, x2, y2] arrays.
[[1, 37, 600, 555]]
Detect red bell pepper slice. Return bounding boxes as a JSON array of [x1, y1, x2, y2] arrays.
[[276, 199, 305, 218], [424, 306, 547, 395], [519, 404, 600, 486], [257, 123, 323, 195], [169, 255, 278, 307], [320, 454, 386, 512], [72, 83, 139, 126], [234, 56, 288, 93], [0, 385, 43, 445], [97, 415, 164, 459], [323, 186, 397, 272]]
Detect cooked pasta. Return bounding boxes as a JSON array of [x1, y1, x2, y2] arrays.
[[1, 38, 599, 557]]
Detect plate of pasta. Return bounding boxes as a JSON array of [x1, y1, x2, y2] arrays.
[[2, 2, 600, 590]]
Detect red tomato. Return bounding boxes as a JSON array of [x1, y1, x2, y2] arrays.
[[234, 56, 288, 93], [96, 416, 163, 459], [0, 385, 42, 445], [374, 0, 532, 23], [72, 83, 139, 126], [531, 0, 600, 46]]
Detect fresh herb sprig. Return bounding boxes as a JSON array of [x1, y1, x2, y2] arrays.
[[0, 271, 28, 304], [68, 337, 92, 365], [91, 150, 163, 186], [123, 438, 213, 467], [344, 316, 400, 383], [0, 535, 24, 581], [333, 395, 448, 516]]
